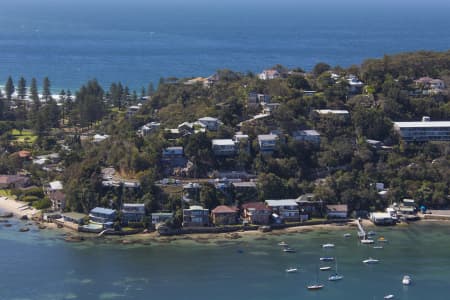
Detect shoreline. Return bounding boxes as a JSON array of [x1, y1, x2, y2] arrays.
[[0, 196, 38, 219]]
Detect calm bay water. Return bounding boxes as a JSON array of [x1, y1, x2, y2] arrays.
[[1, 217, 450, 300], [0, 0, 450, 91]]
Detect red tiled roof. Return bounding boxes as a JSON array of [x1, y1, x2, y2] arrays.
[[242, 202, 271, 211], [212, 205, 238, 214], [326, 204, 348, 212], [18, 151, 31, 158]]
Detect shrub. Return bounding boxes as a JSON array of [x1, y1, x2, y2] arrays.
[[32, 198, 52, 209], [22, 195, 40, 203]]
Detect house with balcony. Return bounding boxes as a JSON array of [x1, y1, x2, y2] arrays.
[[121, 203, 146, 224], [183, 205, 210, 227], [393, 117, 450, 142], [211, 205, 238, 225], [197, 117, 221, 131], [241, 202, 272, 225], [292, 129, 321, 144], [265, 199, 301, 222], [326, 204, 348, 219], [212, 139, 237, 156], [151, 212, 174, 226], [89, 207, 117, 228], [258, 134, 279, 154]]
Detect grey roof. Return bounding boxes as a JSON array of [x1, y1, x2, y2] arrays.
[[90, 207, 116, 215], [265, 199, 298, 207]]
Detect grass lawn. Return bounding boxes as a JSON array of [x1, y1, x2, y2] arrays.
[[0, 189, 14, 198], [10, 129, 37, 144]]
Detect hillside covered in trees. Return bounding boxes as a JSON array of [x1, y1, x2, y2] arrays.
[[1, 50, 449, 222]]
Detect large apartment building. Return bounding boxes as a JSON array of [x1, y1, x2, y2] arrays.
[[393, 117, 450, 142]]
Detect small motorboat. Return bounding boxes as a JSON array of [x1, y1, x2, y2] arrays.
[[361, 239, 374, 244], [378, 236, 388, 243], [322, 243, 335, 248], [319, 266, 332, 271], [343, 233, 351, 238], [363, 257, 379, 264], [283, 247, 296, 253], [402, 275, 411, 285], [373, 245, 384, 249], [278, 241, 288, 246], [320, 257, 334, 262], [367, 231, 377, 236], [307, 284, 324, 290], [384, 294, 395, 299], [328, 273, 344, 281], [285, 268, 298, 273]]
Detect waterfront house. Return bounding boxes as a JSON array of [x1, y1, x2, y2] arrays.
[[183, 205, 210, 227], [197, 117, 221, 131], [259, 69, 280, 80], [292, 130, 321, 144], [241, 202, 272, 225], [265, 199, 300, 222], [393, 117, 450, 142], [89, 207, 117, 228], [49, 190, 66, 211], [296, 194, 324, 218], [151, 212, 174, 226], [370, 212, 396, 225], [258, 134, 279, 154], [326, 204, 348, 219], [0, 175, 30, 189], [212, 139, 237, 156], [62, 212, 87, 225], [121, 203, 146, 224], [211, 205, 238, 225]]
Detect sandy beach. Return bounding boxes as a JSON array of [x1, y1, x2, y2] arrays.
[[0, 196, 38, 219]]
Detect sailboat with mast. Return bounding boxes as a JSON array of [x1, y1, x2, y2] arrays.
[[307, 266, 324, 290], [328, 258, 343, 281]]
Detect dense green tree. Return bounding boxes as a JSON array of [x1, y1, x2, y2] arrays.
[[30, 78, 40, 110], [312, 62, 331, 77], [4, 76, 14, 100], [17, 77, 27, 100], [43, 77, 51, 101]]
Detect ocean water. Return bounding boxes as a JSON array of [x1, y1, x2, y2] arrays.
[[0, 0, 449, 91], [1, 218, 450, 300]]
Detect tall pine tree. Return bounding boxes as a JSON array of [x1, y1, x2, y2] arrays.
[[5, 76, 14, 100], [17, 77, 27, 100], [43, 77, 51, 101]]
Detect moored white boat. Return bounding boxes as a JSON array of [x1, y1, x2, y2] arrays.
[[319, 266, 332, 271], [320, 257, 334, 262], [283, 247, 296, 253], [328, 273, 343, 281], [285, 267, 298, 273], [362, 257, 379, 264], [343, 233, 351, 238], [373, 245, 383, 249], [402, 275, 411, 285], [307, 284, 324, 290], [278, 241, 288, 246], [322, 243, 335, 248], [384, 294, 395, 299], [361, 239, 374, 244]]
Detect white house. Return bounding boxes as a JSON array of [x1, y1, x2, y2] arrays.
[[139, 122, 161, 136], [393, 117, 450, 142], [259, 69, 280, 80], [265, 199, 300, 222]]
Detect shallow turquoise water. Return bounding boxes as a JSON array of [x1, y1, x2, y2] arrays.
[[1, 218, 449, 300]]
